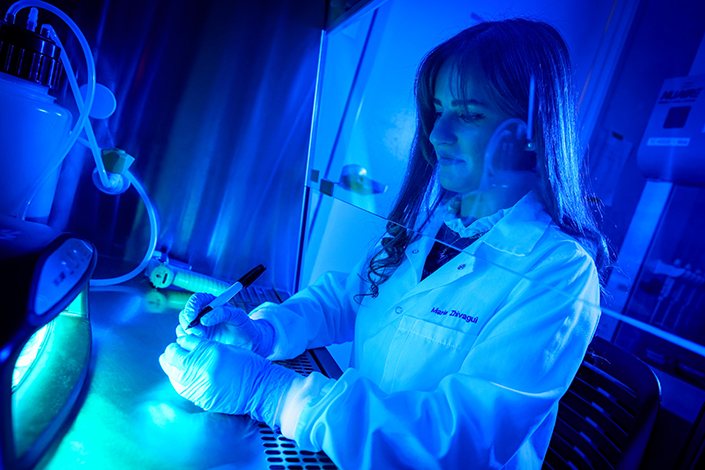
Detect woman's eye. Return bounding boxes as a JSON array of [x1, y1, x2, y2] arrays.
[[433, 110, 483, 124], [459, 113, 484, 124]]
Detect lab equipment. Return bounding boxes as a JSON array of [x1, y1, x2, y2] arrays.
[[0, 212, 96, 470], [1, 1, 160, 288], [637, 74, 705, 185], [0, 12, 71, 222], [187, 264, 267, 329], [148, 262, 231, 295]]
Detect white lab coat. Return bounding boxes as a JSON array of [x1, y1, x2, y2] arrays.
[[251, 191, 600, 469]]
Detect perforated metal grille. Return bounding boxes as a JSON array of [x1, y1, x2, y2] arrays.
[[259, 352, 338, 470], [232, 285, 286, 311], [275, 352, 316, 376], [238, 289, 338, 469], [259, 424, 338, 470]]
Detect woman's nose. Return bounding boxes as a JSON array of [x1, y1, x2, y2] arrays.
[[429, 114, 456, 147]]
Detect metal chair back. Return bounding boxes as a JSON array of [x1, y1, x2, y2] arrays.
[[543, 336, 661, 470]]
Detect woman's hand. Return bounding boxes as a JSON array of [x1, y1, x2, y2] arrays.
[[159, 335, 297, 426], [177, 293, 275, 357]]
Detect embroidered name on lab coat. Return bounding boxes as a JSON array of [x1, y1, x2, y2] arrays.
[[431, 307, 478, 324]]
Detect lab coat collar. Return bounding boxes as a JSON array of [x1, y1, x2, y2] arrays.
[[399, 191, 551, 302], [444, 191, 551, 257]]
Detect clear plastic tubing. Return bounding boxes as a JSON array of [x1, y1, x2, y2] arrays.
[[89, 170, 160, 287], [73, 135, 160, 287], [8, 0, 99, 219], [46, 25, 113, 189], [9, 1, 159, 286]]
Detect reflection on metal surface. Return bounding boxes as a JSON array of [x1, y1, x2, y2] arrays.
[[144, 289, 192, 314], [130, 396, 262, 469], [41, 281, 337, 469], [146, 402, 177, 427], [42, 282, 263, 469]]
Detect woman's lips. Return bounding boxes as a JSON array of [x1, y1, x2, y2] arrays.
[[438, 155, 464, 166]]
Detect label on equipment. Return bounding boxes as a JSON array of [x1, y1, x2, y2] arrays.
[[646, 137, 691, 147]]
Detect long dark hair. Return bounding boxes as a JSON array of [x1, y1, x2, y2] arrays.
[[360, 19, 611, 299]]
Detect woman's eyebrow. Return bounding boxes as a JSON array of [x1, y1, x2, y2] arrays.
[[433, 98, 487, 108]]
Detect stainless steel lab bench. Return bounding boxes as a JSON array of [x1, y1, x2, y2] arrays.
[[40, 279, 342, 470]]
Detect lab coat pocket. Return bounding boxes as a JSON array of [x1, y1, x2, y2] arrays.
[[385, 316, 476, 393]]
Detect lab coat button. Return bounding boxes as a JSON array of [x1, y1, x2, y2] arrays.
[[411, 249, 419, 254], [457, 264, 466, 270], [395, 306, 403, 314]]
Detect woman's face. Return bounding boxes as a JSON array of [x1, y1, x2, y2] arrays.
[[430, 63, 512, 194]]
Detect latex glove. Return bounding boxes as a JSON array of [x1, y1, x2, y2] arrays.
[[159, 335, 298, 427], [177, 293, 275, 357]]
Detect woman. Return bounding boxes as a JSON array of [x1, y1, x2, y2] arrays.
[[160, 18, 610, 469]]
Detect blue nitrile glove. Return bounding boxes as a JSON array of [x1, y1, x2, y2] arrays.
[[177, 293, 275, 357], [159, 335, 299, 427]]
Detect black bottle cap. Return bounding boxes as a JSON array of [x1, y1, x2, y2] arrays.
[[0, 18, 63, 88]]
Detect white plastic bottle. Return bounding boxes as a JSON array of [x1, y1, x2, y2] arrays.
[[0, 14, 72, 223]]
